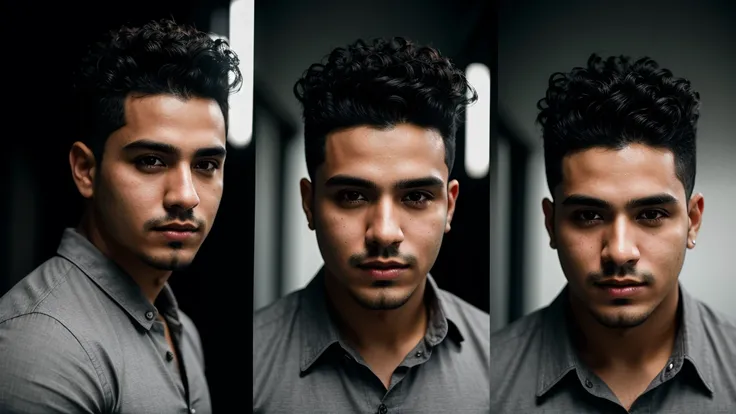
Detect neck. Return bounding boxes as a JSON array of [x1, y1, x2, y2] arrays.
[[570, 286, 680, 369], [324, 269, 428, 352], [78, 211, 171, 305]]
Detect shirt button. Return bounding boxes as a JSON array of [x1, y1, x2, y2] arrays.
[[377, 404, 388, 414], [165, 351, 174, 362], [415, 351, 423, 357], [666, 362, 674, 371], [584, 379, 593, 388], [190, 409, 196, 414], [145, 311, 154, 320]]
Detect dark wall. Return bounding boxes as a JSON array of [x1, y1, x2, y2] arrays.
[[1, 1, 251, 411]]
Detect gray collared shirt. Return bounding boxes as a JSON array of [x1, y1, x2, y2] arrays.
[[490, 285, 736, 413], [0, 228, 210, 414], [253, 269, 491, 413]]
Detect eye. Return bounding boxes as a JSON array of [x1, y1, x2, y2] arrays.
[[573, 210, 603, 225], [337, 190, 367, 206], [195, 160, 220, 172], [403, 191, 433, 207], [638, 209, 667, 224], [135, 156, 165, 169]]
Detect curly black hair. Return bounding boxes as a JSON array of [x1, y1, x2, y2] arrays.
[[537, 54, 700, 199], [73, 18, 242, 162], [294, 37, 477, 179]]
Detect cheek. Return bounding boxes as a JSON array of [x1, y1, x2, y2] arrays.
[[99, 170, 159, 225], [557, 228, 600, 274], [402, 209, 447, 252], [195, 180, 224, 219], [639, 227, 687, 274], [315, 203, 364, 249]]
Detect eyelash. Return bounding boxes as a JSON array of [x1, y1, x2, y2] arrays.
[[134, 156, 220, 172], [573, 210, 669, 226], [336, 190, 434, 207]]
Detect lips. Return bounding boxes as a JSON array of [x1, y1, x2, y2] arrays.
[[357, 261, 409, 280], [154, 224, 198, 232], [357, 261, 409, 270], [596, 279, 646, 288]]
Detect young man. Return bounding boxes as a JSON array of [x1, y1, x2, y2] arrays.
[[490, 54, 736, 412], [253, 37, 490, 413], [0, 19, 242, 414]]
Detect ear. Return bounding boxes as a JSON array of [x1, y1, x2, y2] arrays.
[[69, 142, 97, 199], [686, 193, 704, 249], [299, 178, 315, 230], [542, 198, 556, 249], [444, 179, 460, 233]]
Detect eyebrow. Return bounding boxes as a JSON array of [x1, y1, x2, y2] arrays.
[[324, 175, 445, 190], [561, 193, 679, 209], [122, 139, 227, 158]]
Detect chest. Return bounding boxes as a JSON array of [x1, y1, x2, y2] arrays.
[[97, 324, 211, 414], [255, 346, 490, 414]]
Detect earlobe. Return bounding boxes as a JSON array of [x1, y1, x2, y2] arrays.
[[686, 193, 705, 250], [445, 180, 460, 233], [299, 178, 315, 230], [69, 142, 97, 199]]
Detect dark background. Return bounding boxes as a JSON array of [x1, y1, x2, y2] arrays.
[[252, 0, 493, 315], [0, 0, 494, 410], [1, 0, 253, 411]]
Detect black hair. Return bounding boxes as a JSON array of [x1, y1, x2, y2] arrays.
[[294, 37, 477, 179], [73, 18, 243, 162], [537, 54, 700, 199]]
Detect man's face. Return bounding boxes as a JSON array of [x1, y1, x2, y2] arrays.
[[543, 144, 703, 329], [82, 94, 227, 271], [301, 124, 459, 311]]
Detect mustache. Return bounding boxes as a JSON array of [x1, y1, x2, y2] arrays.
[[348, 244, 418, 267], [587, 261, 655, 285], [143, 209, 205, 230]]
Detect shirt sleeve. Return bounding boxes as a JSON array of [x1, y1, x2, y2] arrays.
[[0, 312, 108, 414]]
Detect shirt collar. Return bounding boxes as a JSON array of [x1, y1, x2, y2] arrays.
[[299, 267, 464, 373], [56, 227, 179, 331], [537, 284, 713, 397]]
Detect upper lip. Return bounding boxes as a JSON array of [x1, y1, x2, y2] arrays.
[[596, 278, 646, 287], [154, 223, 198, 232], [358, 260, 409, 269]]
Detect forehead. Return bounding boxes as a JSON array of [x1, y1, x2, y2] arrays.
[[320, 123, 447, 183], [560, 144, 685, 201], [113, 94, 226, 149]]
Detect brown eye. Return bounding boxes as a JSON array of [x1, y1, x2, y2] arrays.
[[638, 210, 666, 223], [576, 211, 602, 222], [195, 160, 219, 172], [337, 190, 367, 205], [403, 191, 432, 207], [136, 156, 165, 169]]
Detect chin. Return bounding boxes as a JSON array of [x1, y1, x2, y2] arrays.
[[139, 247, 197, 272], [351, 282, 418, 309], [590, 304, 654, 329]]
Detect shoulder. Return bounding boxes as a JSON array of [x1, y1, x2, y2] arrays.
[[690, 296, 736, 352], [490, 306, 546, 359], [692, 297, 736, 333], [0, 313, 108, 413], [436, 288, 490, 333], [253, 289, 302, 361], [253, 289, 301, 337], [0, 255, 79, 321]]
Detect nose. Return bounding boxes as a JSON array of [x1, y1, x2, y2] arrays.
[[601, 216, 640, 268], [365, 198, 404, 248], [163, 164, 200, 212]]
